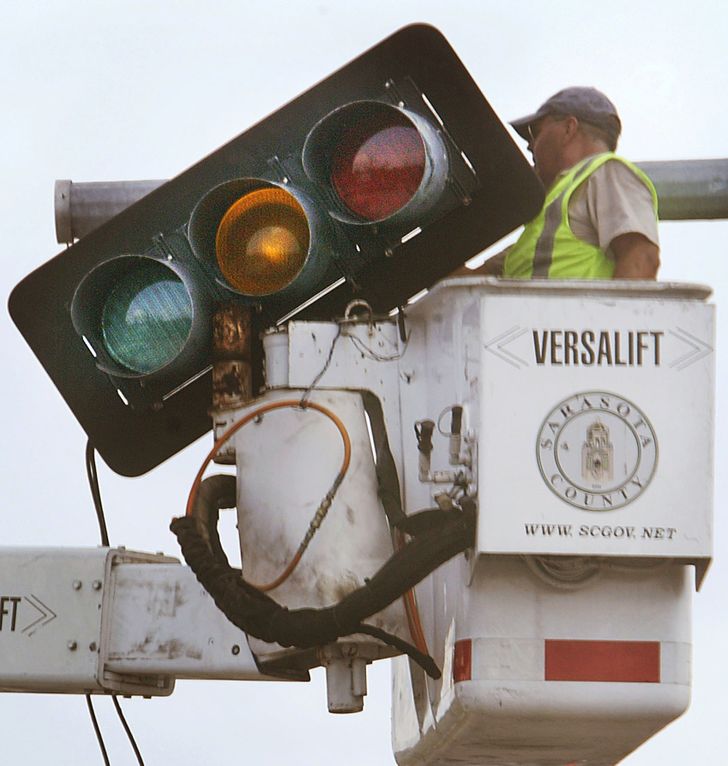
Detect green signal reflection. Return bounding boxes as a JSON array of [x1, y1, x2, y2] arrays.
[[101, 260, 193, 375]]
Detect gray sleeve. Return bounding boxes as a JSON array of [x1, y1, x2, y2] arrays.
[[584, 160, 660, 253]]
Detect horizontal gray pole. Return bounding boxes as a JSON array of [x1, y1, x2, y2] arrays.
[[55, 179, 165, 244], [636, 159, 728, 221], [54, 158, 728, 244]]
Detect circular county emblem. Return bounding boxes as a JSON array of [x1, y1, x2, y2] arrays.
[[536, 391, 657, 511]]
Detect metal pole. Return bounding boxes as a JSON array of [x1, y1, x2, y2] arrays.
[[54, 179, 165, 244], [53, 159, 728, 244], [636, 159, 728, 221]]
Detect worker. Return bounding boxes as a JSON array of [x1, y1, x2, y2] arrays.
[[463, 86, 660, 279]]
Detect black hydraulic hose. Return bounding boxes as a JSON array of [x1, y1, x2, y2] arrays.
[[190, 473, 237, 566], [355, 623, 439, 678], [360, 391, 407, 528], [328, 507, 474, 633], [171, 502, 474, 679]]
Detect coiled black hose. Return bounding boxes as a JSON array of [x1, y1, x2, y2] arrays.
[[171, 489, 474, 679]]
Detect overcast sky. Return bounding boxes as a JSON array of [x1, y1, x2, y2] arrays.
[[2, 1, 727, 764]]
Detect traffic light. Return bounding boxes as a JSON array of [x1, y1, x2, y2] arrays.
[[9, 24, 543, 476]]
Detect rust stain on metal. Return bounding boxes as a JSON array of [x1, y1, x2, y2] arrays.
[[213, 304, 253, 359], [212, 360, 253, 408], [127, 637, 203, 661], [157, 640, 203, 661], [212, 304, 254, 410], [122, 578, 177, 618], [173, 582, 186, 610]]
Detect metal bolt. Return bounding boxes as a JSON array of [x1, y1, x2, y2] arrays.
[[72, 580, 82, 590], [92, 580, 102, 591], [89, 642, 97, 652], [232, 644, 241, 656], [67, 641, 78, 651]]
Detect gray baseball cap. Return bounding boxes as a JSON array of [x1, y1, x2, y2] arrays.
[[510, 86, 622, 148]]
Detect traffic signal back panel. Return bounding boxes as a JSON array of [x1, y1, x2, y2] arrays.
[[9, 24, 543, 476]]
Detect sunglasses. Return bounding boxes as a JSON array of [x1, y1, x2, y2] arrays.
[[526, 115, 568, 145]]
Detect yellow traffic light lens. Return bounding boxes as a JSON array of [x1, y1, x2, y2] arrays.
[[101, 260, 193, 375], [215, 188, 310, 296]]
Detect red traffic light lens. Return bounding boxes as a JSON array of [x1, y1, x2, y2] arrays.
[[330, 110, 426, 222], [215, 187, 310, 296]]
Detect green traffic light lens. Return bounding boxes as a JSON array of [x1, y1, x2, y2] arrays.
[[101, 260, 193, 375]]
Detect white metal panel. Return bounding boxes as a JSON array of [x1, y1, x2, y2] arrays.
[[474, 282, 714, 566], [0, 547, 178, 695], [461, 557, 692, 643], [396, 283, 484, 513], [401, 682, 689, 766], [392, 279, 709, 765], [0, 547, 109, 692], [393, 556, 694, 766], [286, 320, 406, 471], [104, 563, 274, 681], [231, 389, 408, 661], [0, 548, 276, 694]]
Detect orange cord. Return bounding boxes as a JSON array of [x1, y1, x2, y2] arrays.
[[185, 399, 351, 592], [184, 395, 430, 662], [396, 528, 431, 658]]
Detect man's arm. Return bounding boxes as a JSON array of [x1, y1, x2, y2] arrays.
[[576, 159, 660, 279], [610, 232, 660, 279]]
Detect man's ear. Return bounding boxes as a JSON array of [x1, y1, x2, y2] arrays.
[[562, 115, 580, 142]]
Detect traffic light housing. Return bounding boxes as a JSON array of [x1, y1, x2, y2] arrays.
[[9, 24, 543, 476]]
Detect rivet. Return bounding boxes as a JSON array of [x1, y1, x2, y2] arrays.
[[92, 580, 102, 591], [232, 645, 241, 656], [72, 580, 82, 591], [67, 641, 78, 651]]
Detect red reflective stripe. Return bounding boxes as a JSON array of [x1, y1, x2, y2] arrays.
[[545, 639, 660, 683], [453, 639, 472, 682]]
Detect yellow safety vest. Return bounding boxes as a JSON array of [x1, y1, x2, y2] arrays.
[[503, 153, 658, 279]]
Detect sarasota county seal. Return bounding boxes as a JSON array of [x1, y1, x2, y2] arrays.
[[536, 391, 657, 511]]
